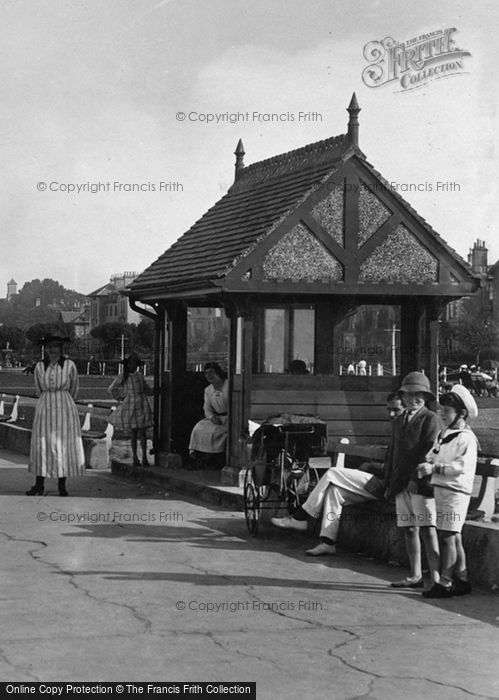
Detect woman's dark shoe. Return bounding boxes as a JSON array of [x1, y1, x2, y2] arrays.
[[25, 484, 44, 496], [26, 477, 44, 496], [58, 478, 68, 497]]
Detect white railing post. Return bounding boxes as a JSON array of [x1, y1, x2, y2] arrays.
[[82, 404, 92, 432]]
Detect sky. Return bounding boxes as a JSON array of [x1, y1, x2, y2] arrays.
[[1, 0, 498, 297]]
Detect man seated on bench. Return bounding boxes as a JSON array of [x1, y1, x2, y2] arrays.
[[271, 392, 404, 556]]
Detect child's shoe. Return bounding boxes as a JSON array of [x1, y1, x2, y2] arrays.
[[422, 582, 454, 598], [451, 577, 472, 596]]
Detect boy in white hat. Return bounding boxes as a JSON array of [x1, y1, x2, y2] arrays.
[[417, 384, 478, 598]]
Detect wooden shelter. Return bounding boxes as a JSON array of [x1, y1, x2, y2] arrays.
[[126, 95, 479, 479]]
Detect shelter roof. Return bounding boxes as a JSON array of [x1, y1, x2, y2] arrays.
[[130, 134, 355, 294], [128, 98, 478, 300]]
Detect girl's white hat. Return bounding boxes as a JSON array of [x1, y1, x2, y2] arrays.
[[450, 384, 478, 419]]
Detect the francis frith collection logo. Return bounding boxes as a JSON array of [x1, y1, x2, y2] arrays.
[[362, 28, 471, 91]]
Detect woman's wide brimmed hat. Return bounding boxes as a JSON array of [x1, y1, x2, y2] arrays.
[[399, 371, 436, 400], [39, 322, 71, 344], [449, 384, 478, 419]]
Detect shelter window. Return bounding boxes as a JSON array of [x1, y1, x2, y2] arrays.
[[186, 306, 229, 371], [335, 304, 400, 376], [258, 306, 315, 373]]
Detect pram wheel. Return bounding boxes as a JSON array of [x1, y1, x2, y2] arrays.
[[243, 469, 262, 535], [243, 418, 327, 535]]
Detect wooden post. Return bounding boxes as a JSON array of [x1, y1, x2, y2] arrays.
[[400, 302, 420, 378], [221, 297, 253, 484], [427, 301, 446, 399], [161, 301, 187, 461], [151, 304, 164, 461], [241, 313, 254, 449]]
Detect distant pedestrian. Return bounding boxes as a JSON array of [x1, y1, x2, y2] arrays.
[[22, 359, 37, 375], [26, 326, 85, 497], [108, 353, 153, 467]]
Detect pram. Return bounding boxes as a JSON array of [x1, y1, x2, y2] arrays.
[[243, 415, 328, 536]]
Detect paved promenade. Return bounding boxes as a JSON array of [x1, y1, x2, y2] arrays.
[[1, 448, 498, 699]]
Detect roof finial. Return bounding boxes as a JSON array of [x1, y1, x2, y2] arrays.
[[234, 139, 245, 180], [347, 93, 361, 148]]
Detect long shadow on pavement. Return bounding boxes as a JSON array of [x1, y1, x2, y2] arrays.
[[49, 514, 499, 628]]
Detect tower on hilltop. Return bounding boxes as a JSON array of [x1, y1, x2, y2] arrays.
[[6, 278, 17, 301]]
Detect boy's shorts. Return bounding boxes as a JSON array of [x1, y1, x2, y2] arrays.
[[395, 488, 436, 527], [434, 487, 470, 533]]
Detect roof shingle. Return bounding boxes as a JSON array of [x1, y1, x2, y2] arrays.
[[129, 134, 352, 293]]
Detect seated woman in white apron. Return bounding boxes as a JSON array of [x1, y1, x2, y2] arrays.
[[189, 362, 228, 467]]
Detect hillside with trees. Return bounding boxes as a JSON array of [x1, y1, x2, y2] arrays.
[[0, 278, 87, 364], [0, 278, 87, 330]]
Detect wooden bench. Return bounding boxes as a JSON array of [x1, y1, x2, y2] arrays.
[[328, 440, 499, 522], [0, 394, 20, 424], [79, 404, 115, 469]]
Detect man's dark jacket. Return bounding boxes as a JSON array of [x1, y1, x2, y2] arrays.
[[385, 406, 440, 498]]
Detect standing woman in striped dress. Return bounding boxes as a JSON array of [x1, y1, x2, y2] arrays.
[[26, 328, 85, 496]]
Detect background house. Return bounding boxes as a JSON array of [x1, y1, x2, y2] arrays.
[[87, 272, 145, 328], [60, 307, 90, 339], [442, 240, 499, 362]]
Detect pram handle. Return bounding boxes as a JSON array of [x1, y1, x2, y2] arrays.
[[276, 425, 317, 434]]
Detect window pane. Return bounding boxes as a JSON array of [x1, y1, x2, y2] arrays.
[[263, 309, 285, 373], [291, 308, 315, 372], [336, 305, 401, 376], [186, 307, 229, 371]]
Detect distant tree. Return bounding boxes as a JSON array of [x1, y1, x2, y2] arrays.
[[0, 325, 26, 352], [17, 278, 86, 309], [454, 296, 499, 364], [90, 322, 137, 357], [136, 318, 155, 352]]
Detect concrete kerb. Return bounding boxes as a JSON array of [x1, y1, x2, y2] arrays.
[[111, 459, 244, 509]]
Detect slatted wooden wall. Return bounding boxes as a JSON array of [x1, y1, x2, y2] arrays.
[[249, 375, 398, 444]]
